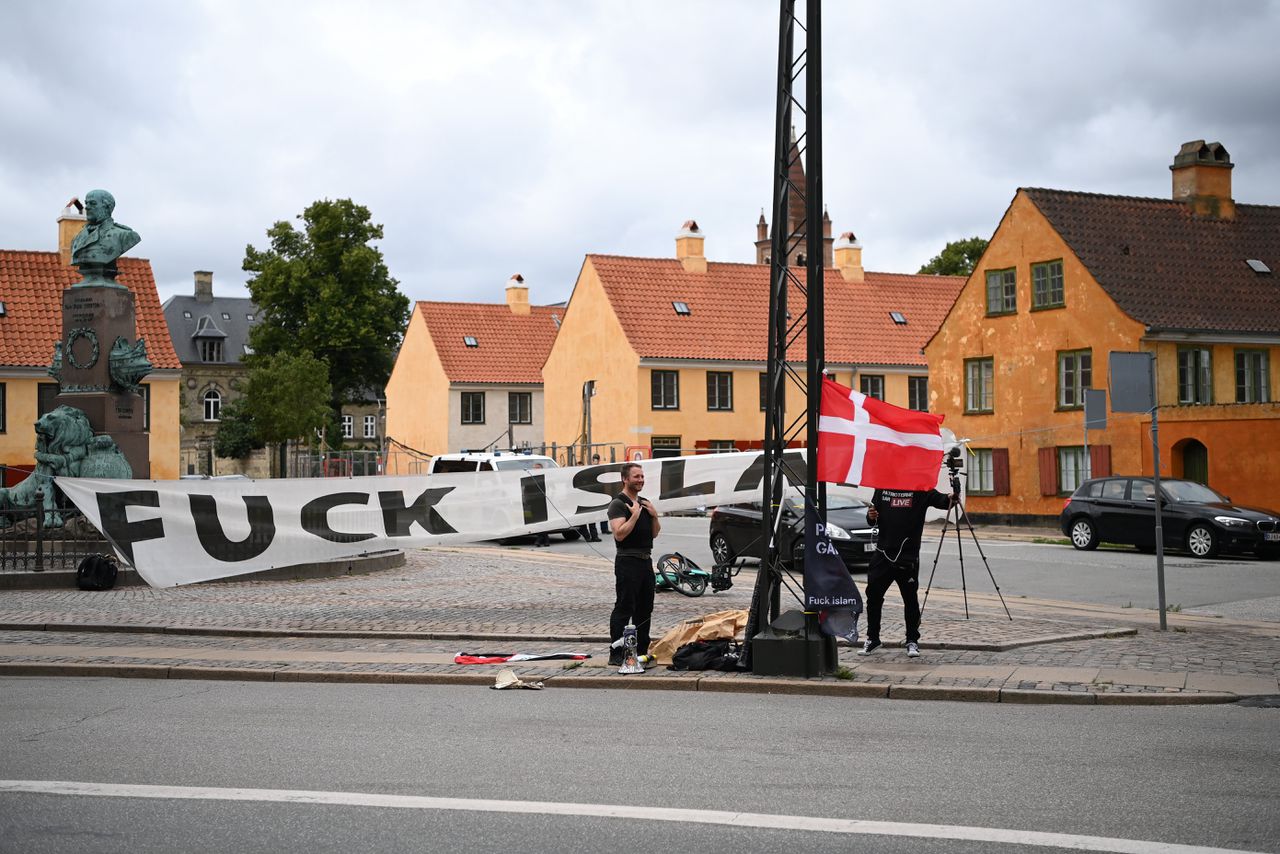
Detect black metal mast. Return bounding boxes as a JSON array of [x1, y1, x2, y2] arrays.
[[745, 0, 824, 666]]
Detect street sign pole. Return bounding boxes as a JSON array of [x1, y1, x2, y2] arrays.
[[1108, 353, 1166, 631]]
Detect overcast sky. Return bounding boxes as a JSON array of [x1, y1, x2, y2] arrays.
[[3, 1, 1278, 307]]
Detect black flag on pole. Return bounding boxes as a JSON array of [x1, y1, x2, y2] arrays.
[[804, 503, 863, 642]]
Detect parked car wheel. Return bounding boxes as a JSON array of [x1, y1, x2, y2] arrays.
[[790, 539, 805, 569], [561, 529, 581, 542], [1069, 517, 1099, 550], [710, 532, 735, 566], [1257, 547, 1280, 561], [1186, 523, 1218, 558]]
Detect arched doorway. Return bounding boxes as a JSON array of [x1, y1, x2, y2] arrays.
[[1176, 439, 1209, 485]]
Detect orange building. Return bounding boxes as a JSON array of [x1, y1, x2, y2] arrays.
[[542, 222, 964, 458], [0, 205, 182, 484], [384, 275, 561, 469], [926, 140, 1280, 523]]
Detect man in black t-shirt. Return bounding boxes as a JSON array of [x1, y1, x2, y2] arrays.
[[861, 487, 954, 658], [606, 462, 662, 665]]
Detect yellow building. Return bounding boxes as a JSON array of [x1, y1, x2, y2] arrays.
[[0, 205, 181, 484], [384, 275, 561, 470], [542, 222, 964, 458], [925, 140, 1280, 522]]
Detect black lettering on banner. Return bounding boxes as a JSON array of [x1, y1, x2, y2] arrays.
[[188, 494, 276, 562], [95, 490, 164, 566], [521, 474, 548, 524], [571, 465, 623, 514], [379, 487, 456, 536], [659, 458, 715, 500], [732, 451, 809, 492], [300, 492, 376, 543]]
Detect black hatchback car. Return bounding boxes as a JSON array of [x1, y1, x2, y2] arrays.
[[1060, 477, 1280, 559], [709, 493, 877, 572]]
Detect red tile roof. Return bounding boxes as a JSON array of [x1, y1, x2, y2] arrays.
[[1024, 189, 1280, 334], [416, 301, 561, 383], [0, 250, 181, 370], [587, 256, 964, 367]]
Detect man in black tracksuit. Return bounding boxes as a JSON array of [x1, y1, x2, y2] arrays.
[[607, 462, 661, 665], [861, 487, 954, 657]]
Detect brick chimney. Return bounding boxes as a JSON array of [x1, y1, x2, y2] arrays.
[[833, 232, 864, 282], [1171, 140, 1235, 220], [676, 220, 706, 273], [194, 270, 214, 302], [57, 198, 86, 266], [505, 273, 530, 315]]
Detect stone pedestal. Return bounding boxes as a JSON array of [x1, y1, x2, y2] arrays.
[[53, 286, 150, 478]]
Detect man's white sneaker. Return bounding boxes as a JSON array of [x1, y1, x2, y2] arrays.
[[906, 642, 920, 658], [858, 639, 881, 656]]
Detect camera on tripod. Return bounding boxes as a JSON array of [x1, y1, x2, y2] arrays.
[[942, 446, 963, 496]]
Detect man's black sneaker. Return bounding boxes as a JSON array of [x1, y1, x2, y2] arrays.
[[608, 650, 624, 667], [857, 639, 881, 656]]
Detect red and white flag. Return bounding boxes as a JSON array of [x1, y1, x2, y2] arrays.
[[818, 378, 944, 490]]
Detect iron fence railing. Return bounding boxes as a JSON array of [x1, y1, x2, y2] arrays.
[[0, 489, 111, 574]]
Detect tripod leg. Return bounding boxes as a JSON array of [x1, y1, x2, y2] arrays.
[[960, 504, 1013, 621], [954, 507, 968, 619], [920, 507, 952, 614]]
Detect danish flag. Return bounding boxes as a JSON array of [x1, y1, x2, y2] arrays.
[[817, 378, 944, 491]]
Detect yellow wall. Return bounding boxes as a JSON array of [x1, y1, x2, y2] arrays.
[[385, 307, 451, 468], [145, 376, 180, 479], [0, 377, 41, 477], [543, 259, 641, 451], [925, 191, 1147, 517], [1, 374, 180, 481]]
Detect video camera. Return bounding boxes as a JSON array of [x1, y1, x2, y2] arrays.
[[943, 447, 963, 497]]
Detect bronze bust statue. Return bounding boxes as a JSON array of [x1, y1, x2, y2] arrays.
[[71, 189, 141, 287]]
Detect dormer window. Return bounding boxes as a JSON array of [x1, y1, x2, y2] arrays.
[[463, 336, 479, 347], [672, 301, 691, 316], [890, 311, 907, 325], [198, 339, 224, 362]]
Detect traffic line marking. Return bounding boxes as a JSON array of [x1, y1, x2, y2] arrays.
[[0, 780, 1262, 853]]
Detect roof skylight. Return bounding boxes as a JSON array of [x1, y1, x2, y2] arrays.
[[1246, 259, 1271, 274], [463, 336, 479, 347], [673, 301, 691, 315], [890, 311, 907, 325]]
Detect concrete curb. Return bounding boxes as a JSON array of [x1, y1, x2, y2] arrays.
[[0, 662, 1263, 706], [0, 621, 1137, 650]]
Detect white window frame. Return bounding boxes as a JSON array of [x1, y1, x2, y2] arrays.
[[202, 389, 221, 422]]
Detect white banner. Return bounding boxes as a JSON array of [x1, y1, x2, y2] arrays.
[[57, 451, 811, 588]]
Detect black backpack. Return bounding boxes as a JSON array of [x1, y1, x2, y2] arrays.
[[669, 639, 743, 672], [76, 554, 119, 591]]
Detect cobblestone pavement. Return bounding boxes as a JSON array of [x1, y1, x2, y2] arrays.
[[0, 547, 1276, 704]]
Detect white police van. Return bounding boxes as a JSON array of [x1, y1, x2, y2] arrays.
[[426, 450, 559, 475], [427, 451, 581, 541]]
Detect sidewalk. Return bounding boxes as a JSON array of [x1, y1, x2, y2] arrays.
[[0, 545, 1276, 705]]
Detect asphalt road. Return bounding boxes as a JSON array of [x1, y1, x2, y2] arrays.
[[1, 678, 1277, 853], [482, 517, 1280, 618]]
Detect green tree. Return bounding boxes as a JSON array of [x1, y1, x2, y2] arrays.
[[242, 351, 333, 446], [212, 401, 265, 460], [243, 199, 410, 405], [918, 236, 989, 277]]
